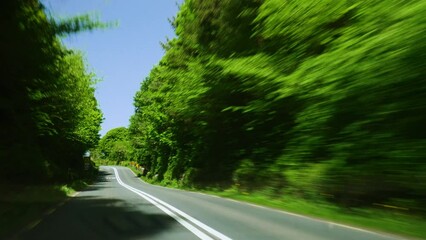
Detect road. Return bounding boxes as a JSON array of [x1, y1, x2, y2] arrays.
[[20, 166, 403, 240]]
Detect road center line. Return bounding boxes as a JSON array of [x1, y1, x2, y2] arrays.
[[109, 167, 232, 240]]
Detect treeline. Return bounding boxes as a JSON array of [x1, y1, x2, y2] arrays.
[[101, 0, 425, 209], [0, 1, 103, 183], [94, 127, 131, 165]]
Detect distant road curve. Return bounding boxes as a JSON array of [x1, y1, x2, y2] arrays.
[[21, 166, 403, 240]]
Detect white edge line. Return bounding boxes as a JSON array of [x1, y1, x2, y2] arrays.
[[199, 192, 404, 239], [14, 188, 75, 239], [134, 186, 232, 240], [110, 167, 225, 240], [118, 167, 231, 239], [119, 166, 403, 240]]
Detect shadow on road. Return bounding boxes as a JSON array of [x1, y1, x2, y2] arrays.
[[78, 170, 113, 192], [18, 169, 183, 240]]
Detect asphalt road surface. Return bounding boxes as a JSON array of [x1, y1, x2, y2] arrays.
[[20, 166, 403, 240]]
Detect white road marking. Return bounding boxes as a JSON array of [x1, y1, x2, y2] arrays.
[[26, 219, 42, 230], [45, 208, 56, 215], [71, 191, 80, 197], [123, 167, 401, 240], [109, 167, 232, 240]]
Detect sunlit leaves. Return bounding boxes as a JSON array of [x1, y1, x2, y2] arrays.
[[130, 0, 426, 209]]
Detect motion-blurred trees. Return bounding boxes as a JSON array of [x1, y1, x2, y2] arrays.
[[129, 0, 426, 210], [0, 0, 103, 182]]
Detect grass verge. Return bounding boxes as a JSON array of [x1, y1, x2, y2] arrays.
[[0, 179, 91, 239], [122, 165, 425, 239], [201, 188, 426, 239]]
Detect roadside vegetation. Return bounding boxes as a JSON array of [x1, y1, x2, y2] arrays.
[[95, 163, 423, 239], [1, 0, 104, 184], [204, 188, 426, 239], [0, 176, 96, 239], [0, 1, 104, 237], [94, 0, 426, 238]]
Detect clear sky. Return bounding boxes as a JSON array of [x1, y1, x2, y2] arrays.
[[41, 0, 182, 136]]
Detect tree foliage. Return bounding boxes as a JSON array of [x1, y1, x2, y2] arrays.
[[0, 0, 103, 182], [129, 0, 426, 210], [96, 127, 132, 164]]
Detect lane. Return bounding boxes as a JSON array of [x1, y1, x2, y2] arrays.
[[109, 166, 229, 240], [114, 166, 404, 240], [20, 168, 199, 240], [19, 166, 404, 240]]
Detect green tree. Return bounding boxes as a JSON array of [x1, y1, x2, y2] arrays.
[[0, 0, 103, 182], [97, 127, 131, 164], [129, 0, 426, 211]]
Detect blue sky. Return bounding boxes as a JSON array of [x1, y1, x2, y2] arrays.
[[42, 0, 182, 136]]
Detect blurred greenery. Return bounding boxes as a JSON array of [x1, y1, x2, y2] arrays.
[[125, 0, 426, 223], [0, 0, 103, 183]]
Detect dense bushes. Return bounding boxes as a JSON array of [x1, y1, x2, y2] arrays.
[[127, 0, 426, 210], [94, 127, 132, 165], [0, 0, 103, 183]]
